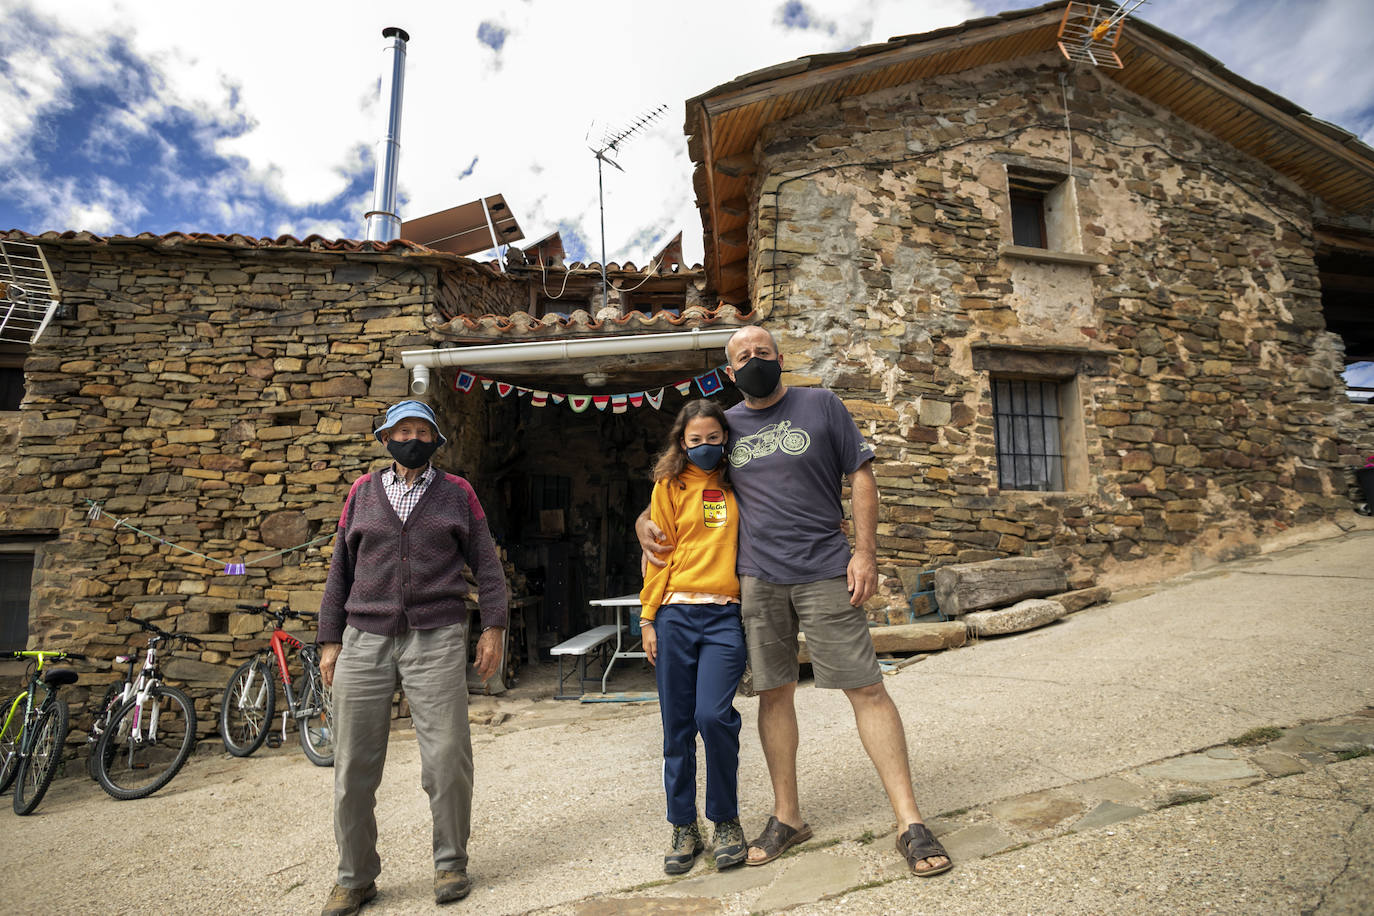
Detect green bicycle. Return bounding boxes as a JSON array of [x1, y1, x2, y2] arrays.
[[0, 649, 86, 815]]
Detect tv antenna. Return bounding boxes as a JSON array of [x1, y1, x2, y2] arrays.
[[588, 103, 667, 312], [1056, 1, 1148, 69], [0, 240, 61, 345]]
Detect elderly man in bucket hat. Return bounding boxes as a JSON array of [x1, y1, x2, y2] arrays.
[[316, 399, 508, 915]]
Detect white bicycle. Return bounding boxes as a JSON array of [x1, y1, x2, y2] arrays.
[[88, 616, 201, 800]]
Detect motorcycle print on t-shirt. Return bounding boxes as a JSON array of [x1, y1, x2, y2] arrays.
[[728, 420, 811, 468]]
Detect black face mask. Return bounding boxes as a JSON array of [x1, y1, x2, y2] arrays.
[[387, 437, 439, 469], [732, 356, 782, 399]]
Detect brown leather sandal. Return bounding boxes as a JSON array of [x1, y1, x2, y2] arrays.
[[896, 822, 953, 877], [745, 815, 813, 866]]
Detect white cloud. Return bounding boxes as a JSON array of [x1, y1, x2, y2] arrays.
[[3, 0, 1371, 256], [1, 0, 979, 258]]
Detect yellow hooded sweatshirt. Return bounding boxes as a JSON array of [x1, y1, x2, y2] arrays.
[[638, 463, 740, 620]]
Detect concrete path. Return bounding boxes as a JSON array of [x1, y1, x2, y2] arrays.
[[4, 524, 1372, 915]]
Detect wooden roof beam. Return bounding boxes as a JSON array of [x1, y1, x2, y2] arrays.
[[715, 153, 757, 178], [720, 196, 749, 217]]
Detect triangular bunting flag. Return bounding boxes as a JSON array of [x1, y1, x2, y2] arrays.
[[495, 382, 514, 397], [531, 391, 549, 407], [611, 394, 628, 414], [697, 369, 723, 396], [517, 387, 530, 397], [479, 377, 493, 391], [568, 395, 591, 412], [645, 389, 665, 410], [551, 394, 566, 404], [629, 392, 645, 408], [592, 395, 611, 411], [454, 371, 476, 392], [674, 380, 692, 396]]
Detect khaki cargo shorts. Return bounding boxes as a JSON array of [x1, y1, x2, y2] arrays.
[[740, 575, 881, 691]]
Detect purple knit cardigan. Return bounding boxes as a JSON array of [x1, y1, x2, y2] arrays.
[[317, 469, 509, 643]]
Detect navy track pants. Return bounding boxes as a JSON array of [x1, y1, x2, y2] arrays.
[[653, 602, 747, 825]]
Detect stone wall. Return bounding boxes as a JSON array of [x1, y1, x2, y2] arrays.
[[2, 241, 495, 736], [747, 54, 1372, 614]]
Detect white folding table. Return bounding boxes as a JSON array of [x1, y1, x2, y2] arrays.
[[588, 593, 647, 693]]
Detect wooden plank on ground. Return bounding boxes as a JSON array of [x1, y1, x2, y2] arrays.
[[934, 556, 1067, 616]]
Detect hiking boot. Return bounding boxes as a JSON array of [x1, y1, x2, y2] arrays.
[[712, 818, 747, 869], [434, 869, 471, 904], [664, 821, 704, 874], [320, 882, 376, 916]]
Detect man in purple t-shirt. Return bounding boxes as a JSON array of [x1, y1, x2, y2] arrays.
[[639, 326, 951, 878]]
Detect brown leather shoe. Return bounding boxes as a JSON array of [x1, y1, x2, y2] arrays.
[[320, 882, 376, 916], [435, 869, 471, 904]]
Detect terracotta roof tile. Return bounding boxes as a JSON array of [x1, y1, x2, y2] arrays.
[[427, 303, 753, 341], [4, 229, 708, 278], [3, 228, 439, 255]]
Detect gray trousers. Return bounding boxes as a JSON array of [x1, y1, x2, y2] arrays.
[[333, 623, 473, 888]]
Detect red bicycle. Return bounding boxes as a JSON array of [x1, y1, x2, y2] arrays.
[[218, 604, 334, 766]]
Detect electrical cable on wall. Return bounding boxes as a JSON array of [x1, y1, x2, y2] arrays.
[[84, 499, 334, 575]]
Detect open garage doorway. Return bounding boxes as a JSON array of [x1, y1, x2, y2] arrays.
[[429, 337, 741, 661]]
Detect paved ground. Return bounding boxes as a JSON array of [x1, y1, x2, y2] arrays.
[[3, 519, 1372, 915]]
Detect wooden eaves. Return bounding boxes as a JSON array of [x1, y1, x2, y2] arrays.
[[682, 0, 1374, 305]]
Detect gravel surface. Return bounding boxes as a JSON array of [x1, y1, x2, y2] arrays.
[[2, 526, 1371, 915]]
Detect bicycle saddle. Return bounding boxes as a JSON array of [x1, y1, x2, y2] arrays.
[[43, 668, 79, 687]]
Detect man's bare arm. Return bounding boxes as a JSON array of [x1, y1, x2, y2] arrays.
[[846, 461, 879, 607]]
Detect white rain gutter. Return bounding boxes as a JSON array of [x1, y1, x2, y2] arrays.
[[401, 327, 738, 395]]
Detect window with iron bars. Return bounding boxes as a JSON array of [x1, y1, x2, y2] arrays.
[[992, 377, 1066, 491]]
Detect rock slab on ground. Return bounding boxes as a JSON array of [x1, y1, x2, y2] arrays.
[[964, 598, 1066, 636]]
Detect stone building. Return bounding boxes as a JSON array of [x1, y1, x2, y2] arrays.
[[3, 1, 1374, 737], [0, 230, 736, 731], [683, 1, 1374, 601]]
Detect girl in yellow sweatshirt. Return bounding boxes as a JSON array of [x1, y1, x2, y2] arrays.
[[640, 398, 747, 875]]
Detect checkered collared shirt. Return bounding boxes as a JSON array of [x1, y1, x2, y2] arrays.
[[381, 464, 436, 523]]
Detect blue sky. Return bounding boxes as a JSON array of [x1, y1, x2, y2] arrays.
[[1, 0, 1372, 278]]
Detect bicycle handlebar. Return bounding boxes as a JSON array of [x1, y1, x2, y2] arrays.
[[125, 616, 206, 649], [235, 603, 317, 623], [129, 616, 173, 637], [7, 650, 86, 661]]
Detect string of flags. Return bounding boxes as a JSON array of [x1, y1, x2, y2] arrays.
[[452, 366, 729, 412], [84, 499, 335, 576]]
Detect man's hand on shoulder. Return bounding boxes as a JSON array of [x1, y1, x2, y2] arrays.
[[635, 509, 674, 569], [847, 548, 878, 607]]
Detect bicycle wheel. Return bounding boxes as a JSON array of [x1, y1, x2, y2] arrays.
[[87, 683, 124, 780], [94, 685, 197, 801], [13, 697, 69, 815], [220, 658, 275, 757], [296, 660, 335, 767], [0, 692, 28, 793]]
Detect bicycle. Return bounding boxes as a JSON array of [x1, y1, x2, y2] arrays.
[[0, 649, 86, 815], [219, 604, 335, 767], [88, 617, 203, 800]]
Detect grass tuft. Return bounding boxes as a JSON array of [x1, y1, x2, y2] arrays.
[[1160, 792, 1214, 808], [1227, 726, 1282, 747]]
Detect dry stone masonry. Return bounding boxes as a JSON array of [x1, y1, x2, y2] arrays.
[[742, 55, 1368, 614], [4, 239, 504, 736]]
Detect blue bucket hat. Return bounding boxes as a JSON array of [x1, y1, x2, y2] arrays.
[[374, 399, 447, 446]]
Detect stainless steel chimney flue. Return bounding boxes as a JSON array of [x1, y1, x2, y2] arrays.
[[364, 26, 410, 242]]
